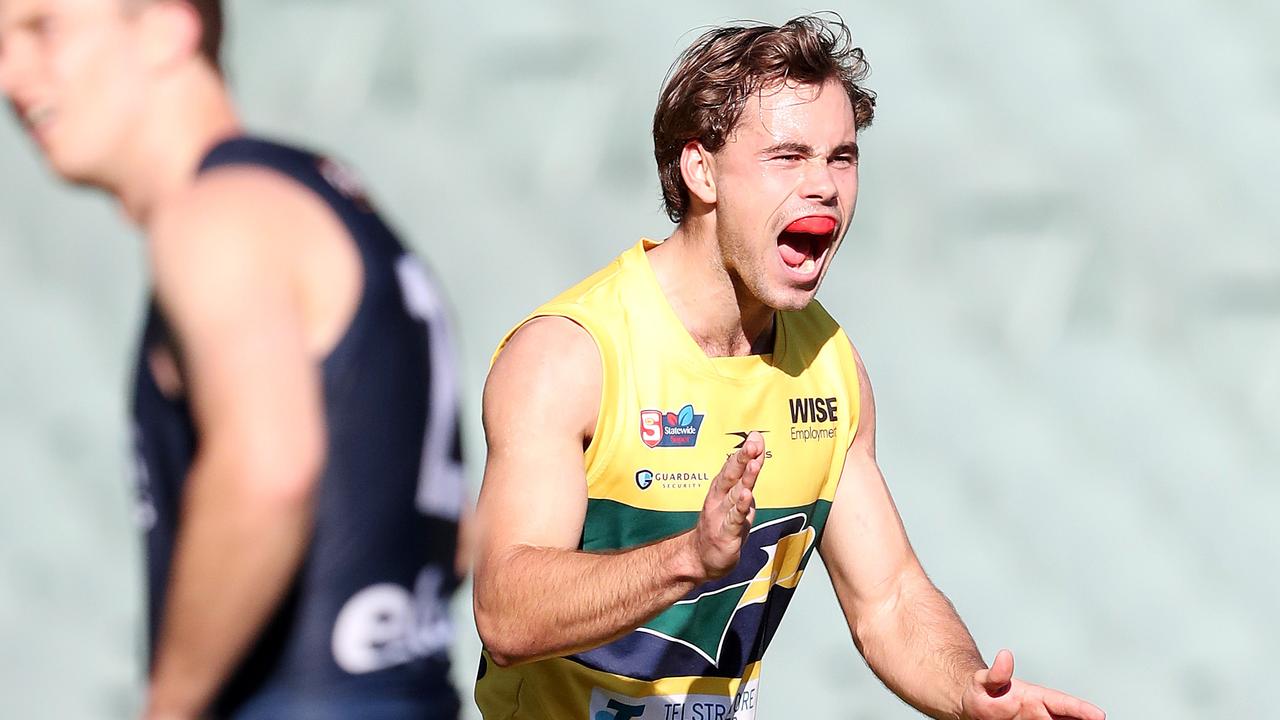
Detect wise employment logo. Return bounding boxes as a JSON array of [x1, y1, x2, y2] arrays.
[[640, 404, 704, 448]]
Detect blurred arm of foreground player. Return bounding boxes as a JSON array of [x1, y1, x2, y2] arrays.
[[472, 317, 765, 667], [142, 170, 347, 719], [820, 344, 1105, 720]]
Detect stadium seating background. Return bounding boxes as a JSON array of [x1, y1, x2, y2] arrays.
[[1, 1, 1275, 717]]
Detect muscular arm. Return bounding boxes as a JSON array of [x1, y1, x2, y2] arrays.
[[822, 345, 1105, 720], [472, 317, 763, 667], [820, 347, 982, 719], [143, 173, 343, 718]]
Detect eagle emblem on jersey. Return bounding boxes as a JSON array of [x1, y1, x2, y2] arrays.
[[639, 512, 815, 665], [570, 510, 819, 679]]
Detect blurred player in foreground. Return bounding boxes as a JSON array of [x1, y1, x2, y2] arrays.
[[472, 14, 1105, 720], [0, 1, 466, 717]]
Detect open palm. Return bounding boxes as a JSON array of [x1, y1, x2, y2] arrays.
[[961, 649, 1105, 720]]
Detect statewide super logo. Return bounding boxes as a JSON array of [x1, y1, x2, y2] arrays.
[[639, 404, 704, 448]]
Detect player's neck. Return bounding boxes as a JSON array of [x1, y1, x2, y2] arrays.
[[113, 70, 241, 228], [652, 223, 776, 358]]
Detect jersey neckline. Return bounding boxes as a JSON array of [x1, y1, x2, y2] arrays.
[[627, 238, 791, 382]]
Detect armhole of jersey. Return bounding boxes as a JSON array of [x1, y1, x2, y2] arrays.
[[838, 329, 863, 448], [197, 157, 359, 241], [819, 328, 863, 517], [197, 158, 373, 365], [494, 305, 620, 492]]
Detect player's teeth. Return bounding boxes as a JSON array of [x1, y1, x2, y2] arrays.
[[799, 258, 815, 274]]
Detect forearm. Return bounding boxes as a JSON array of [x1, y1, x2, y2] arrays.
[[476, 531, 703, 665], [146, 456, 315, 717], [854, 571, 985, 720]]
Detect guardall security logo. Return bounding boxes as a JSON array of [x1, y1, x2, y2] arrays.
[[635, 469, 711, 491], [640, 404, 704, 448]]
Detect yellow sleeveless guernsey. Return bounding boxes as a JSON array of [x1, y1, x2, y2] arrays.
[[476, 239, 860, 719]]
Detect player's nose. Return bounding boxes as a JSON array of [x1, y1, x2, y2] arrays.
[[798, 160, 837, 205]]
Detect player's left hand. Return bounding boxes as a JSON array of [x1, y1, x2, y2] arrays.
[[960, 649, 1105, 720]]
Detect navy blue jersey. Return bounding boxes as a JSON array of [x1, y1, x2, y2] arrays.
[[131, 137, 464, 719]]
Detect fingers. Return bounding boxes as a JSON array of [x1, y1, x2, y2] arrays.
[[709, 433, 765, 544], [736, 483, 754, 517], [976, 649, 1014, 697], [742, 448, 757, 491], [715, 433, 767, 494], [1043, 688, 1106, 720], [733, 435, 766, 497], [715, 444, 751, 492], [723, 485, 756, 534], [724, 438, 764, 533]]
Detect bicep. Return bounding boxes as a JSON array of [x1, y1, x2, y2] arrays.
[[474, 317, 600, 559]]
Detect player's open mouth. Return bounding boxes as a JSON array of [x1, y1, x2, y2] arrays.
[[777, 215, 837, 280]]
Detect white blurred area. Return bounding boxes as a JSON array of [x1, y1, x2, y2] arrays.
[[1, 1, 1276, 717]]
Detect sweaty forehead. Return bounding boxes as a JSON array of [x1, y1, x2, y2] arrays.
[[736, 79, 857, 147]]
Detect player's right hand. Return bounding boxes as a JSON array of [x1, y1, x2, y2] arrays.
[[689, 431, 765, 580], [960, 649, 1106, 720]]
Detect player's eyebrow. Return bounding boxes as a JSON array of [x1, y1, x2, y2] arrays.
[[760, 141, 860, 160], [760, 141, 816, 157], [831, 141, 860, 160]]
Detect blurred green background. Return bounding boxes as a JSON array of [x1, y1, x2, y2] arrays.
[[1, 1, 1276, 717]]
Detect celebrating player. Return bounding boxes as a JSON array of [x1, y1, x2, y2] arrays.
[[471, 14, 1105, 720], [0, 1, 466, 717]]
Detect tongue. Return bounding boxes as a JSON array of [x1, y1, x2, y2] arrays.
[[785, 216, 837, 235], [778, 233, 810, 267]]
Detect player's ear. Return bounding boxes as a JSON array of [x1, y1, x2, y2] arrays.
[[679, 140, 717, 208], [136, 0, 204, 72]]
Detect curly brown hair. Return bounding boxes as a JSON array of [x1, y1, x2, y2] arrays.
[[652, 14, 876, 223]]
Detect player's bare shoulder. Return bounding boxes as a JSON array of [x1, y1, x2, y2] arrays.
[[841, 333, 878, 455], [148, 168, 291, 270], [148, 162, 361, 356], [484, 316, 601, 446]]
